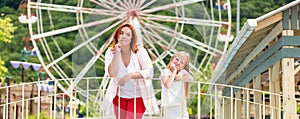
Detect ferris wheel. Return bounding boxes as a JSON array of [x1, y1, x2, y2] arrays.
[[25, 0, 232, 113]]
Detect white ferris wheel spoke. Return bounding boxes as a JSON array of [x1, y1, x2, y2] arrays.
[[29, 2, 121, 16], [140, 21, 170, 46], [114, 0, 129, 10], [67, 35, 114, 93], [120, 0, 131, 9], [128, 0, 133, 8], [139, 0, 157, 11], [32, 14, 125, 39], [29, 0, 232, 108], [140, 25, 170, 50], [141, 17, 180, 47], [45, 19, 125, 70], [137, 0, 146, 9], [144, 21, 223, 55], [91, 0, 119, 11], [91, 0, 126, 11], [141, 0, 204, 13], [142, 14, 226, 27], [140, 28, 165, 63], [109, 0, 129, 10], [133, 0, 140, 8], [142, 41, 167, 70], [141, 22, 176, 60], [145, 19, 221, 52]]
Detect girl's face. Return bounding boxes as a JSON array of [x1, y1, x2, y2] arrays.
[[118, 26, 132, 46], [172, 56, 187, 71]]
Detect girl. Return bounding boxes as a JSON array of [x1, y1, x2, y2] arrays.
[[103, 23, 158, 119], [160, 51, 194, 119]]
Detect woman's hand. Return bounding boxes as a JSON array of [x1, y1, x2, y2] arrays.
[[118, 74, 131, 87], [111, 43, 122, 54]]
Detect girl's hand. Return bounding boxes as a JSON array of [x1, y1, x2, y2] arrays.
[[170, 62, 177, 72], [174, 76, 183, 81], [117, 74, 131, 87]]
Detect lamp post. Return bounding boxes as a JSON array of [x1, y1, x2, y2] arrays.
[[10, 50, 41, 82], [9, 50, 41, 116], [297, 81, 300, 92], [37, 71, 45, 116], [5, 76, 12, 119]]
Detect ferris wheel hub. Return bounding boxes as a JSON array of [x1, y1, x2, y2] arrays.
[[128, 9, 140, 18]]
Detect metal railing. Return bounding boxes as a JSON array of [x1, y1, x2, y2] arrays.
[[0, 77, 299, 119]]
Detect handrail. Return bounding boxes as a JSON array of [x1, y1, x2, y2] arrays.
[[0, 77, 298, 118]]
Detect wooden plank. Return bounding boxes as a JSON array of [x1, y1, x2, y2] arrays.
[[230, 37, 283, 86], [291, 6, 298, 30], [235, 90, 242, 119], [229, 36, 300, 87], [281, 58, 297, 119], [283, 9, 290, 30], [233, 48, 300, 89], [294, 30, 300, 35], [282, 30, 294, 36], [225, 22, 282, 84], [224, 98, 230, 119], [269, 61, 281, 119], [243, 84, 250, 119], [294, 65, 300, 75], [254, 75, 262, 119], [256, 12, 282, 31]]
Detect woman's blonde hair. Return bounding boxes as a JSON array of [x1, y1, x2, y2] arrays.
[[110, 23, 138, 53], [167, 51, 191, 98]]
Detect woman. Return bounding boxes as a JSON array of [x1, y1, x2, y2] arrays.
[[103, 23, 158, 119]]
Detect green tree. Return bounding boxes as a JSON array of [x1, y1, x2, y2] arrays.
[[0, 15, 16, 80], [0, 15, 15, 43]]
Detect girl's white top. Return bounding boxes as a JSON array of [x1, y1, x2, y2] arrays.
[[160, 69, 189, 119], [161, 69, 189, 106]]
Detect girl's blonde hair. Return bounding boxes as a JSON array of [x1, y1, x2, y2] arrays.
[[167, 51, 191, 98]]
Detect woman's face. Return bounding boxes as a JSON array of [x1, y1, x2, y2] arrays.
[[172, 56, 187, 71], [118, 26, 132, 46]]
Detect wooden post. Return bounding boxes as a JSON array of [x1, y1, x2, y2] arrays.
[[269, 61, 281, 119], [235, 90, 242, 119], [254, 74, 262, 119], [281, 30, 296, 119], [243, 84, 250, 119], [6, 76, 11, 119], [224, 98, 230, 119], [281, 57, 296, 119]]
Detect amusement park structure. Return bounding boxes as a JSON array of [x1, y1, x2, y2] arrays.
[[2, 0, 300, 119]]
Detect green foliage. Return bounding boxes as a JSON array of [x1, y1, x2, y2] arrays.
[[0, 14, 15, 43], [188, 63, 214, 116], [230, 0, 294, 32], [0, 57, 8, 80], [27, 112, 50, 119], [0, 14, 15, 80], [298, 105, 300, 114], [78, 95, 100, 117]]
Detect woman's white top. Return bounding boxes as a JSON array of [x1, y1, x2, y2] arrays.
[[118, 56, 141, 98], [160, 69, 189, 119], [103, 47, 159, 115]]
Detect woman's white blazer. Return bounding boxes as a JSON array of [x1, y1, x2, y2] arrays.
[[103, 47, 159, 115]]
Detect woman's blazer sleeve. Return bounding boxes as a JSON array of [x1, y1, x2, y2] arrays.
[[137, 47, 153, 79], [105, 48, 113, 77]]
